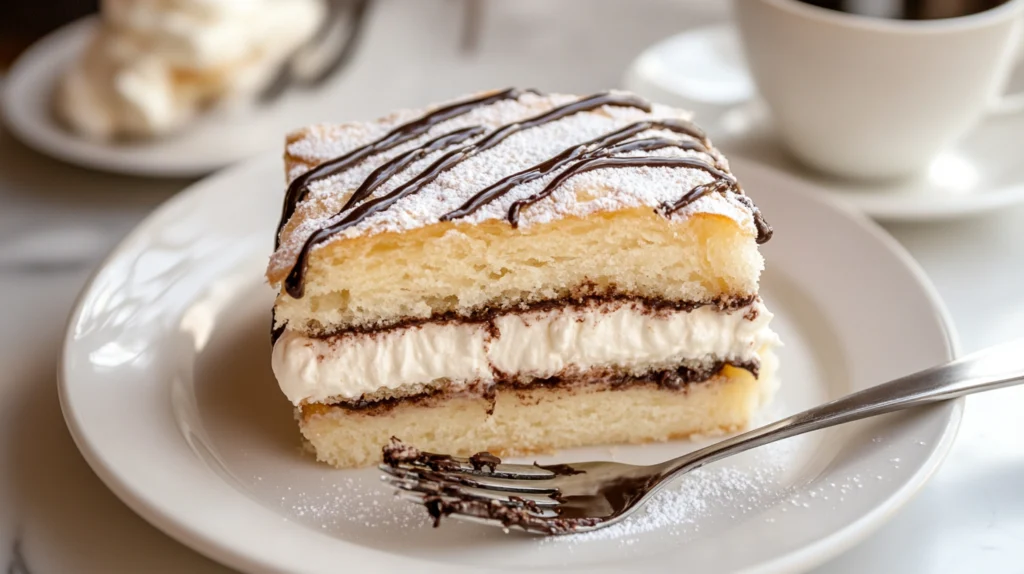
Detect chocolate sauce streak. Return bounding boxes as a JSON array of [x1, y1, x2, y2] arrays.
[[283, 92, 653, 298], [508, 152, 733, 227], [382, 437, 465, 472], [381, 439, 601, 533], [508, 495, 542, 512], [420, 495, 599, 533], [660, 178, 772, 244], [660, 178, 733, 215], [733, 194, 774, 244], [534, 463, 585, 476], [469, 452, 502, 472], [274, 87, 531, 248], [342, 126, 487, 212], [440, 118, 708, 220]]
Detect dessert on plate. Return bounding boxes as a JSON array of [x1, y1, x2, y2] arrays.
[[267, 88, 780, 468], [56, 0, 326, 140]]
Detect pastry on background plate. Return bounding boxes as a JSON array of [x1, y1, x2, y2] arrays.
[[56, 0, 326, 140], [267, 88, 780, 468]]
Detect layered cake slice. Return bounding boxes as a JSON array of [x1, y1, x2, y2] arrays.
[[268, 88, 780, 468]]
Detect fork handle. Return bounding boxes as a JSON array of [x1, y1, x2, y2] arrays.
[[663, 339, 1024, 476]]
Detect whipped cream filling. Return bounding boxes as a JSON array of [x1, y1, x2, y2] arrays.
[[272, 300, 779, 406]]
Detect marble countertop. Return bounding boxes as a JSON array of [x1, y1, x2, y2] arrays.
[[2, 0, 1023, 571]]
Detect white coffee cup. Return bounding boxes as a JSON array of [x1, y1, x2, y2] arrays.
[[735, 0, 1024, 180]]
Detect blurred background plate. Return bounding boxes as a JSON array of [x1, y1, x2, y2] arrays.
[[1, 17, 354, 178]]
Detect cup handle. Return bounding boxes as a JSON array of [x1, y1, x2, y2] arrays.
[[989, 35, 1024, 115]]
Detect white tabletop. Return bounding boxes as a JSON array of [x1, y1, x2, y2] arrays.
[[2, 0, 1022, 571]]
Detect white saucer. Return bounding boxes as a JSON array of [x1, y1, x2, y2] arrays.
[[59, 152, 960, 573], [625, 24, 1024, 222], [1, 18, 347, 178]]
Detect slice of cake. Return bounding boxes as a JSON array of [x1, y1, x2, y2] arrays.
[[267, 88, 780, 469]]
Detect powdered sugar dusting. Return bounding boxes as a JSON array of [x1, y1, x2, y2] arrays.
[[540, 440, 799, 546], [285, 475, 433, 532], [269, 90, 758, 282], [271, 429, 812, 546]]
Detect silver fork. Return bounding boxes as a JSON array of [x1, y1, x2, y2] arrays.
[[380, 339, 1024, 534]]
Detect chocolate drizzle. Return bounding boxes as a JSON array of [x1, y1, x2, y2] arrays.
[[533, 463, 584, 476], [381, 437, 465, 472], [278, 89, 773, 299], [469, 452, 502, 472], [274, 87, 531, 248], [380, 439, 604, 533], [283, 91, 653, 298], [342, 126, 487, 212], [733, 194, 774, 244], [440, 118, 712, 218], [440, 118, 709, 220], [509, 155, 735, 227]]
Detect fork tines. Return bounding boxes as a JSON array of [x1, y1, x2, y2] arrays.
[[378, 438, 592, 534]]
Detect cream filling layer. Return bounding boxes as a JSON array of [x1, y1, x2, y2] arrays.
[[272, 300, 780, 406]]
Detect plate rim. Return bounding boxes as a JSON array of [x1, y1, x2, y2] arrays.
[[58, 152, 963, 574], [730, 162, 963, 572], [623, 24, 1024, 222]]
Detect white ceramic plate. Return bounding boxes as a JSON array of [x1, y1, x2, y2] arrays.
[[1, 18, 345, 178], [60, 153, 961, 573], [625, 24, 1024, 222]]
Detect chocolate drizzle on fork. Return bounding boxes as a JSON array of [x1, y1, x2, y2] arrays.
[[279, 89, 772, 299]]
